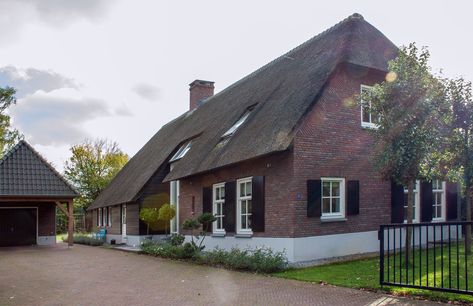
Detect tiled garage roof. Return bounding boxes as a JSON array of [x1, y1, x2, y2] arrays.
[[0, 140, 79, 198]]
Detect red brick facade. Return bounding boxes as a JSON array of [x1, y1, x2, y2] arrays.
[[178, 64, 390, 238]]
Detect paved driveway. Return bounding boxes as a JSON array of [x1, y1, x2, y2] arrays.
[[0, 244, 441, 306]]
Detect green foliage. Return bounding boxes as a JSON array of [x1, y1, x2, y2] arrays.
[[200, 247, 287, 273], [140, 207, 160, 235], [182, 218, 200, 231], [197, 212, 217, 232], [140, 241, 198, 260], [360, 43, 446, 185], [64, 139, 129, 211], [0, 86, 22, 156], [61, 233, 104, 246], [170, 233, 185, 246], [157, 204, 176, 235], [140, 240, 287, 273], [183, 212, 217, 250]]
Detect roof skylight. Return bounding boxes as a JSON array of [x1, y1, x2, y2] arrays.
[[169, 140, 192, 162], [221, 108, 252, 139]]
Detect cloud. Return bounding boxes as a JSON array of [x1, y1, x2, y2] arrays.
[[10, 90, 111, 146], [131, 83, 160, 101], [115, 105, 133, 117], [0, 66, 78, 98], [0, 0, 116, 45]]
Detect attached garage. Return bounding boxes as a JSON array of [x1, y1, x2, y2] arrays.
[[0, 141, 78, 247]]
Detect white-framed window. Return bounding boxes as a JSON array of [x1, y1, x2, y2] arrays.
[[107, 207, 112, 226], [360, 84, 379, 129], [170, 141, 192, 162], [170, 180, 180, 234], [404, 180, 420, 222], [98, 208, 102, 227], [237, 177, 252, 234], [213, 183, 225, 234], [321, 178, 345, 219], [222, 109, 252, 139], [432, 180, 446, 221]]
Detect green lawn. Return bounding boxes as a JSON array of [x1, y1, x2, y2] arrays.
[[274, 246, 473, 304]]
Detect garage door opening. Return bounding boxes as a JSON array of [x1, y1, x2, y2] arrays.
[[0, 208, 37, 247]]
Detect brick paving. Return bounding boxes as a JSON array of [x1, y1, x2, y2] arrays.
[[0, 244, 442, 306]]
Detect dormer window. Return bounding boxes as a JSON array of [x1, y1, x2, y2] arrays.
[[221, 106, 254, 139], [360, 85, 379, 129], [170, 140, 192, 162]]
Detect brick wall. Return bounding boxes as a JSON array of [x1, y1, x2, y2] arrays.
[[178, 64, 391, 239], [292, 63, 391, 237], [179, 151, 294, 237]]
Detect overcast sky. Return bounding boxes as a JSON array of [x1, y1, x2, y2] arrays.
[[0, 0, 471, 171]]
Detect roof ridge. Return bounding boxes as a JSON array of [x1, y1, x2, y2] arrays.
[[199, 13, 364, 106], [2, 140, 79, 196]]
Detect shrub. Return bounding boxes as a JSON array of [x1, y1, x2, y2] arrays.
[[141, 241, 198, 260], [170, 233, 185, 246], [62, 233, 104, 246], [200, 247, 287, 273]]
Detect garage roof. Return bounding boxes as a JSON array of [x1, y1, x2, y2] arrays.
[[0, 140, 79, 198]]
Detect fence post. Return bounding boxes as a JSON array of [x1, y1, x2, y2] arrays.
[[379, 226, 385, 286]]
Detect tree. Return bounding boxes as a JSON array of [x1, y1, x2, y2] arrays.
[[158, 204, 176, 236], [182, 212, 216, 250], [442, 78, 473, 253], [64, 139, 129, 211], [0, 86, 22, 156], [140, 207, 160, 236], [361, 43, 446, 260]]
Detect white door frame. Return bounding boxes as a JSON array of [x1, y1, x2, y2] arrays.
[[0, 207, 38, 245], [121, 204, 127, 242]]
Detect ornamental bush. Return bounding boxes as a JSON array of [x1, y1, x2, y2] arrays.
[[140, 240, 287, 273], [62, 233, 104, 246]]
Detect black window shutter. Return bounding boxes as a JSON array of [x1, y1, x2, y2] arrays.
[[391, 181, 404, 223], [420, 181, 433, 222], [252, 176, 265, 232], [96, 209, 99, 226], [224, 181, 236, 232], [446, 182, 458, 220], [347, 180, 360, 215], [202, 187, 213, 232], [307, 180, 321, 217], [202, 187, 212, 214]]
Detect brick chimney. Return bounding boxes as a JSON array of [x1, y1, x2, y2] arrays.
[[189, 80, 214, 110]]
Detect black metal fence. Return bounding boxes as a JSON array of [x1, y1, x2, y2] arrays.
[[379, 221, 473, 295]]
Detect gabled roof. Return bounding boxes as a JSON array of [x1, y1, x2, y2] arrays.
[[0, 140, 78, 198], [89, 13, 398, 210]]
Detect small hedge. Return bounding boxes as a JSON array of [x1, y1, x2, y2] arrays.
[[141, 241, 287, 273], [62, 234, 104, 246]]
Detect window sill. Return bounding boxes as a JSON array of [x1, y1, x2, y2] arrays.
[[361, 123, 379, 130], [211, 232, 226, 237], [235, 232, 253, 238], [320, 217, 347, 223], [432, 218, 445, 223]]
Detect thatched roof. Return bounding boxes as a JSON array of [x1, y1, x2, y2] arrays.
[[0, 140, 79, 198], [88, 13, 397, 210]]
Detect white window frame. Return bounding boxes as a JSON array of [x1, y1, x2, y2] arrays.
[[321, 177, 346, 220], [432, 180, 446, 221], [170, 180, 180, 234], [107, 207, 112, 227], [360, 84, 379, 129], [222, 110, 252, 138], [170, 141, 192, 162], [237, 177, 253, 235], [212, 183, 226, 234], [98, 208, 103, 227], [404, 180, 421, 223]]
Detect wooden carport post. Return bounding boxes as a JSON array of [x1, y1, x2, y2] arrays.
[[67, 200, 74, 247]]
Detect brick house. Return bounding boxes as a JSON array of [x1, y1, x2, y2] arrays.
[[88, 14, 459, 262]]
